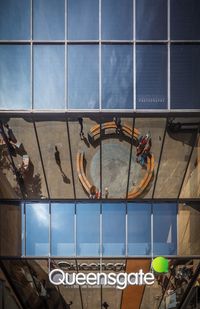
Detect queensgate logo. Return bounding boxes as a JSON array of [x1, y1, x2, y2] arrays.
[[49, 257, 168, 290]]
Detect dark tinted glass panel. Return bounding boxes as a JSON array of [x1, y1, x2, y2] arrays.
[[128, 204, 151, 255], [51, 203, 74, 256], [26, 203, 49, 256], [153, 203, 177, 255], [68, 45, 99, 109], [171, 45, 200, 109], [102, 0, 133, 40], [68, 0, 99, 40], [102, 45, 133, 109], [136, 44, 167, 109], [102, 203, 126, 256], [76, 204, 100, 256], [171, 0, 200, 40], [136, 0, 167, 40], [33, 0, 65, 40], [0, 0, 30, 40], [0, 45, 30, 109], [33, 45, 65, 109]]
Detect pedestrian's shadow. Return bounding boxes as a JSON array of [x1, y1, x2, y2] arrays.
[[82, 136, 90, 148], [54, 146, 71, 184]]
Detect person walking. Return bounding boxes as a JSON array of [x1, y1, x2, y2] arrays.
[[78, 117, 84, 139]]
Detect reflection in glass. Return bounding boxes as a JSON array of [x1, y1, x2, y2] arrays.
[[33, 0, 65, 40], [102, 45, 133, 109], [68, 45, 99, 109], [33, 45, 65, 109], [0, 45, 30, 109], [171, 45, 200, 109], [128, 118, 166, 198], [154, 118, 196, 198], [128, 204, 151, 255], [26, 203, 49, 256], [180, 132, 200, 198], [76, 203, 100, 256], [68, 0, 99, 40], [153, 203, 177, 255], [102, 0, 133, 40], [68, 117, 100, 199], [51, 203, 75, 256], [102, 203, 126, 256], [171, 0, 200, 40], [0, 0, 30, 39], [35, 119, 74, 198], [4, 118, 48, 199], [102, 117, 133, 198], [136, 0, 167, 40], [136, 45, 167, 109]]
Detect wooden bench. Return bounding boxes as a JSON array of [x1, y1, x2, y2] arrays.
[[88, 122, 139, 143], [77, 151, 92, 194], [128, 154, 155, 199]]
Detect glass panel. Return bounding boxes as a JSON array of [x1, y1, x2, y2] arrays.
[[51, 203, 75, 256], [171, 45, 200, 109], [102, 0, 133, 40], [0, 203, 21, 256], [0, 0, 30, 40], [68, 117, 100, 199], [102, 203, 126, 256], [68, 0, 99, 40], [2, 117, 48, 199], [102, 45, 133, 109], [102, 259, 125, 309], [171, 0, 200, 40], [128, 118, 166, 199], [68, 45, 99, 109], [101, 116, 133, 198], [35, 117, 74, 198], [52, 259, 82, 308], [154, 118, 197, 198], [180, 130, 200, 198], [136, 0, 167, 40], [153, 203, 177, 255], [77, 259, 101, 309], [128, 204, 151, 255], [178, 203, 200, 256], [33, 0, 65, 40], [136, 44, 167, 109], [33, 45, 65, 109], [76, 203, 100, 256], [26, 203, 49, 256], [0, 45, 30, 109]]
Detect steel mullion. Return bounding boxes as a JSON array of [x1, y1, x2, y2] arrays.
[[126, 117, 136, 199]]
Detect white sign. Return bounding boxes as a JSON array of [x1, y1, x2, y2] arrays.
[[49, 269, 155, 290]]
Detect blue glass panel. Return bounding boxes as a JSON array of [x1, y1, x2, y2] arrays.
[[171, 0, 200, 40], [0, 0, 30, 40], [51, 203, 75, 256], [68, 0, 99, 40], [153, 203, 177, 255], [33, 45, 65, 109], [26, 203, 49, 256], [33, 0, 65, 40], [102, 203, 126, 256], [102, 0, 133, 40], [0, 45, 30, 109], [136, 45, 167, 109], [136, 0, 167, 40], [128, 204, 151, 255], [171, 45, 200, 110], [21, 204, 25, 256], [68, 45, 99, 109], [102, 45, 133, 109], [76, 203, 100, 256]]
